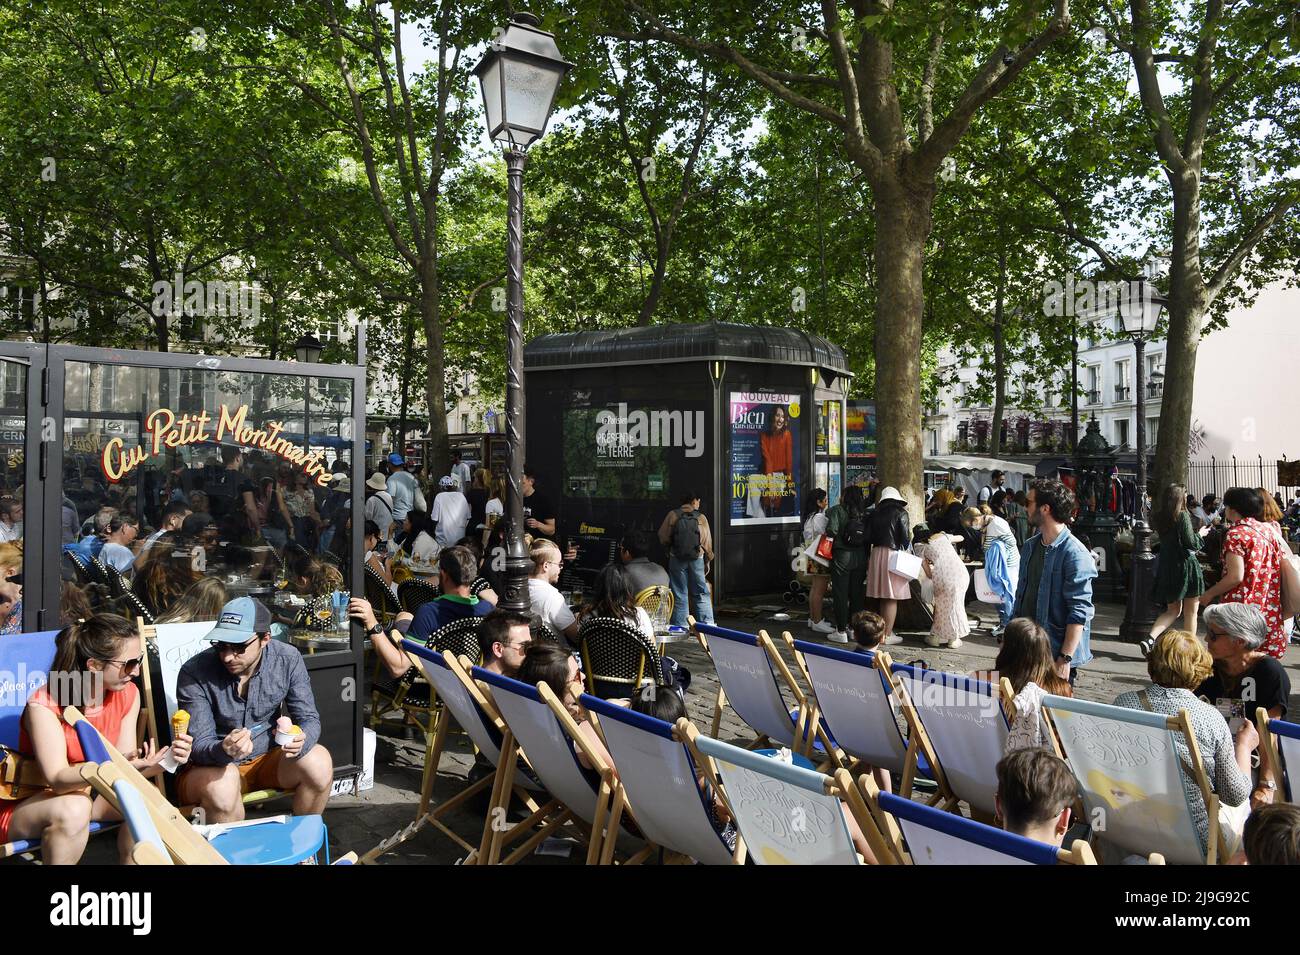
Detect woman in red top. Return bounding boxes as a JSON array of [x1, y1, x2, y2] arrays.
[[759, 405, 794, 517], [1202, 488, 1286, 659], [0, 615, 187, 863]]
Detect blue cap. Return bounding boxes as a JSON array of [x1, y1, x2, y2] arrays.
[[388, 453, 405, 466], [208, 597, 272, 640]]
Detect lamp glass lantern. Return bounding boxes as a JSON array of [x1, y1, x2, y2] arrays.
[[472, 13, 574, 151], [1117, 279, 1164, 337], [294, 333, 323, 364]]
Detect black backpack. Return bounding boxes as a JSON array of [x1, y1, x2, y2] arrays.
[[840, 509, 866, 548], [671, 508, 702, 560]]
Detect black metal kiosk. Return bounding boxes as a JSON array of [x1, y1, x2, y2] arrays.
[[0, 339, 367, 789], [524, 323, 851, 600]]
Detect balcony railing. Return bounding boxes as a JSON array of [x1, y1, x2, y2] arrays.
[[1147, 380, 1164, 397], [1114, 385, 1131, 401], [1085, 389, 1101, 404]]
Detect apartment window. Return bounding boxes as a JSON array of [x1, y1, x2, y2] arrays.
[[460, 413, 470, 433], [1114, 359, 1131, 401], [1147, 417, 1159, 444], [1086, 366, 1101, 404], [317, 320, 341, 343], [1, 284, 37, 330], [1115, 418, 1130, 448]]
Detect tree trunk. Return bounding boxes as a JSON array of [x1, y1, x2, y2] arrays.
[[872, 175, 932, 520], [1153, 176, 1209, 492], [636, 235, 670, 326], [419, 255, 451, 481], [989, 242, 1007, 456]]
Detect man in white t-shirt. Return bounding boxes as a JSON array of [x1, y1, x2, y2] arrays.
[[526, 538, 578, 643], [386, 453, 426, 524], [451, 451, 473, 491], [978, 470, 1006, 506], [0, 498, 22, 543], [430, 476, 471, 549]]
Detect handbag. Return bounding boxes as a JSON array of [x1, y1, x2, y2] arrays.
[[0, 745, 47, 801], [887, 549, 923, 581], [1280, 552, 1300, 620], [814, 535, 834, 563], [974, 569, 1001, 604]]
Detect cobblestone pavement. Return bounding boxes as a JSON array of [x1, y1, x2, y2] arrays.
[[68, 596, 1300, 865]]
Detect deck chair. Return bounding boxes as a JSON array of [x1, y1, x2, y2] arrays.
[[890, 661, 1009, 818], [578, 615, 664, 700], [632, 584, 673, 624], [690, 734, 895, 865], [69, 709, 330, 865], [580, 695, 744, 865], [364, 565, 401, 626], [1044, 694, 1226, 865], [1257, 713, 1300, 801], [692, 621, 832, 760], [397, 578, 440, 613], [788, 639, 937, 792], [0, 630, 116, 860], [115, 774, 173, 866], [362, 642, 554, 863], [475, 667, 638, 866], [877, 790, 1096, 865], [138, 620, 287, 807], [372, 615, 483, 749]]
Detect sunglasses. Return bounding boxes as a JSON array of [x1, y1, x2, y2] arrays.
[[214, 636, 261, 654], [100, 655, 143, 673]]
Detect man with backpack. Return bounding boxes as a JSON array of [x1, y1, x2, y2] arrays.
[[824, 484, 869, 644], [658, 491, 715, 628]]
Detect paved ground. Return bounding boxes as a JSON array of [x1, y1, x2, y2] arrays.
[[65, 595, 1300, 865]]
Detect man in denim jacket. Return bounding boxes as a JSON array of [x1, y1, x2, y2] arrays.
[[1012, 479, 1096, 685]]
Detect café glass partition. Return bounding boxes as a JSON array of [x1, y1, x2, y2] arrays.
[[60, 360, 357, 654]]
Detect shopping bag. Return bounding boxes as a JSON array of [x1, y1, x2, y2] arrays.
[[810, 534, 833, 565], [1281, 553, 1300, 620], [974, 569, 1002, 604], [887, 549, 923, 581]]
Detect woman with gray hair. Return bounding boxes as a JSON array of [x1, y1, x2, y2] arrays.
[[1197, 602, 1290, 733]]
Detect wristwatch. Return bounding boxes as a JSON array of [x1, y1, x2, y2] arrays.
[[366, 623, 386, 638], [1056, 652, 1073, 664]]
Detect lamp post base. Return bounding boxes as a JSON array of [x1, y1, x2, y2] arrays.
[[1120, 522, 1160, 642]]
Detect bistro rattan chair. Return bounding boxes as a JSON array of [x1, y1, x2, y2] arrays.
[[371, 615, 485, 739], [633, 584, 673, 624], [398, 578, 441, 613], [365, 565, 401, 626], [577, 615, 665, 700]]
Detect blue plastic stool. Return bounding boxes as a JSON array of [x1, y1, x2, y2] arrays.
[[210, 815, 328, 865]]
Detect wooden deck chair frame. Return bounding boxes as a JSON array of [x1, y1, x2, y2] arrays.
[[1257, 711, 1300, 801], [689, 619, 833, 762], [874, 788, 1097, 865], [686, 731, 897, 865], [875, 651, 953, 807], [137, 620, 288, 807], [1044, 695, 1226, 865], [473, 668, 612, 866], [357, 643, 556, 864]]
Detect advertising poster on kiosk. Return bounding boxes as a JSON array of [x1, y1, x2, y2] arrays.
[[846, 400, 877, 489], [729, 391, 802, 525]]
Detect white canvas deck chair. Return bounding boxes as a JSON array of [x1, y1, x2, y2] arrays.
[[360, 640, 554, 864], [475, 666, 642, 866], [580, 694, 744, 865], [692, 621, 832, 760], [877, 790, 1096, 865], [1258, 713, 1300, 802], [691, 734, 896, 865], [889, 660, 1009, 817], [1044, 695, 1226, 865], [787, 639, 943, 796]]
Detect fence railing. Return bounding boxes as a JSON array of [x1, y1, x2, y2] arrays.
[[1186, 456, 1292, 501]]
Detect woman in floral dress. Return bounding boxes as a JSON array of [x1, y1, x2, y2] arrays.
[[1201, 487, 1285, 658], [921, 530, 970, 648]]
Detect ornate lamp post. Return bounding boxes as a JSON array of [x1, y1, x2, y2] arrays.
[[473, 13, 572, 615], [1116, 278, 1168, 641], [294, 333, 324, 453]]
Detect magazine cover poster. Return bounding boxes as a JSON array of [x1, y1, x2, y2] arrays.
[[729, 391, 801, 525]]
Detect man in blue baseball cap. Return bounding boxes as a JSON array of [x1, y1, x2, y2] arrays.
[[386, 451, 425, 527], [175, 596, 332, 822]]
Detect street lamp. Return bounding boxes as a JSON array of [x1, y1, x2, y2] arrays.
[[474, 12, 572, 616], [1116, 278, 1168, 642]]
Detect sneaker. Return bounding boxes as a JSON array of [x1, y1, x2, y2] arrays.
[[882, 634, 904, 646], [827, 630, 849, 644], [947, 638, 963, 649], [925, 634, 945, 648], [808, 618, 836, 634]]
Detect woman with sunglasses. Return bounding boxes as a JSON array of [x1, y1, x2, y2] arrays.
[[0, 614, 188, 863], [517, 642, 613, 772]]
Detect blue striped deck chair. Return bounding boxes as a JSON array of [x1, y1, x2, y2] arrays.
[[1258, 714, 1300, 802], [889, 661, 1011, 818], [787, 639, 941, 797], [367, 641, 555, 865], [1043, 695, 1224, 865], [581, 695, 743, 865], [691, 734, 896, 865], [475, 666, 646, 866], [0, 630, 114, 860], [877, 791, 1096, 865], [692, 622, 833, 760], [115, 776, 172, 866], [70, 708, 330, 865]]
